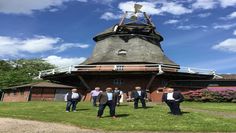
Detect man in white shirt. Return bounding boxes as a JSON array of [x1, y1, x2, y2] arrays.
[[114, 87, 123, 106], [64, 89, 81, 112], [162, 87, 184, 115], [131, 86, 147, 109], [97, 87, 117, 118]]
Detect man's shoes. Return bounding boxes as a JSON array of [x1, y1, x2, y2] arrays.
[[97, 116, 101, 119], [66, 111, 69, 112], [112, 116, 117, 119], [73, 110, 77, 112]]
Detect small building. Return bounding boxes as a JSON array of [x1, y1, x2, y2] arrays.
[[1, 82, 75, 102]]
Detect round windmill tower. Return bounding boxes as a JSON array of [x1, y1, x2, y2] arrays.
[[82, 4, 178, 68], [40, 4, 214, 102]]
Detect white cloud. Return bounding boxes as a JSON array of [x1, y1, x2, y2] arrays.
[[100, 12, 121, 20], [43, 55, 86, 67], [0, 36, 22, 57], [218, 0, 236, 8], [212, 38, 236, 52], [118, 1, 161, 15], [213, 23, 236, 30], [227, 11, 236, 19], [164, 19, 179, 24], [160, 2, 193, 15], [92, 0, 115, 5], [198, 13, 211, 18], [0, 0, 87, 15], [192, 0, 217, 9], [118, 1, 191, 16], [20, 36, 60, 53], [0, 35, 89, 57], [234, 30, 236, 35], [177, 25, 207, 30], [56, 43, 89, 52]]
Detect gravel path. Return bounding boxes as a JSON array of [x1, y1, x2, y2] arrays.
[[0, 118, 98, 133]]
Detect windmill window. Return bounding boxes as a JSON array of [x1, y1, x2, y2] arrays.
[[117, 49, 127, 56], [113, 79, 124, 85]]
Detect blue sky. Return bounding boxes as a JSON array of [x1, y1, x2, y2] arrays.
[[0, 0, 236, 74]]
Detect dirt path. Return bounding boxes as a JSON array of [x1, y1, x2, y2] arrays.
[[0, 117, 234, 133], [0, 117, 98, 133]]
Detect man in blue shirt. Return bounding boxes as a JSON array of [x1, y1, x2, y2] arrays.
[[97, 87, 117, 118], [131, 86, 147, 109]]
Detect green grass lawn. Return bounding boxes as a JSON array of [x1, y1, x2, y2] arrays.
[[0, 101, 236, 132], [182, 102, 236, 112]]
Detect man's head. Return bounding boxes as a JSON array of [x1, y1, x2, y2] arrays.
[[114, 87, 119, 90], [72, 88, 78, 93], [95, 87, 100, 91], [135, 86, 141, 90], [167, 88, 174, 93], [106, 87, 112, 92]]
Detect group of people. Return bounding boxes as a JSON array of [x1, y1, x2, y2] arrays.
[[64, 86, 184, 118]]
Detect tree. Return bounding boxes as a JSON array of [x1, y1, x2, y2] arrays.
[[0, 59, 55, 88]]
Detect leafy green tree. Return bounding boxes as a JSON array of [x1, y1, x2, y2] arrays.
[[0, 59, 55, 88]]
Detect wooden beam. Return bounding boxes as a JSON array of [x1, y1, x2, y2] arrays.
[[27, 87, 33, 102], [1, 92, 4, 101], [119, 11, 128, 26], [146, 74, 157, 91], [143, 12, 155, 27], [78, 75, 91, 91]]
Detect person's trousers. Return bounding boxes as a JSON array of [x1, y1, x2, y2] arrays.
[[97, 101, 116, 117], [92, 96, 98, 106], [166, 101, 181, 115], [115, 96, 121, 106], [134, 97, 146, 108], [66, 100, 77, 111]]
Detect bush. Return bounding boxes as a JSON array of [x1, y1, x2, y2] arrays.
[[183, 89, 236, 103]]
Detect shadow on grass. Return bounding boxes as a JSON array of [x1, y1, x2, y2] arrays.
[[134, 106, 153, 109], [103, 114, 129, 118], [117, 104, 129, 106], [182, 111, 190, 114], [167, 111, 190, 115], [76, 108, 90, 111]]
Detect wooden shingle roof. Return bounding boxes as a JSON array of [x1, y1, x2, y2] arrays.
[[6, 82, 74, 89]]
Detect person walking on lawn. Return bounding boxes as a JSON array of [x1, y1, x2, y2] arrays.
[[64, 88, 81, 112], [97, 87, 118, 118]]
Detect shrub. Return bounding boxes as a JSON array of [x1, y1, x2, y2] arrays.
[[183, 88, 236, 102]]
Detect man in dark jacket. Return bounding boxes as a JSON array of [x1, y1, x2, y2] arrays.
[[131, 86, 147, 109], [114, 87, 122, 106], [64, 89, 81, 112], [162, 88, 184, 115], [97, 87, 117, 118]]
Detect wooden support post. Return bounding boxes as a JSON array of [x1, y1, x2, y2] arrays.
[[78, 75, 91, 91], [146, 74, 157, 91], [1, 92, 4, 101], [143, 12, 155, 27], [119, 11, 128, 26]]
